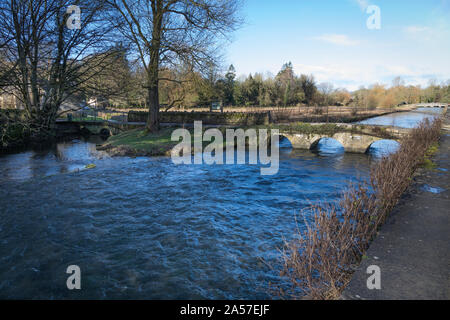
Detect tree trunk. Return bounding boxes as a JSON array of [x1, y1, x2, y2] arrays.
[[146, 55, 160, 132], [145, 0, 163, 133], [146, 83, 160, 132]]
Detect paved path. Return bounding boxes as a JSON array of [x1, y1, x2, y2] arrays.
[[342, 112, 450, 300]]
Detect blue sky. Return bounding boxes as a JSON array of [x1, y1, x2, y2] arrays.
[[225, 0, 450, 90]]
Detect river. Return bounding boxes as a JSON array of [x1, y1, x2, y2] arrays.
[[0, 108, 443, 299]]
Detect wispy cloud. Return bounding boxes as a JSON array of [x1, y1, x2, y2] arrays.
[[354, 0, 370, 11], [404, 26, 432, 34], [403, 23, 450, 43], [314, 34, 359, 46], [293, 63, 446, 90]]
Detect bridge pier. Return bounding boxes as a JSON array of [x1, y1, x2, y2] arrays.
[[285, 133, 328, 149], [332, 132, 383, 153]]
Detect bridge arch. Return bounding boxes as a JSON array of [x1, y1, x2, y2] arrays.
[[99, 128, 111, 138], [330, 132, 383, 154], [79, 126, 92, 136], [367, 139, 400, 155], [310, 137, 345, 153], [269, 124, 409, 154], [276, 134, 294, 149]]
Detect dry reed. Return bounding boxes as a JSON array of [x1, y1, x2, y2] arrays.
[[280, 118, 442, 300]]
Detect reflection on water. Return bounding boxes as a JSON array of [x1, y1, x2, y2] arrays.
[[421, 184, 445, 194], [314, 138, 345, 155], [415, 107, 446, 114], [368, 140, 400, 157], [0, 109, 442, 299], [358, 107, 443, 128], [0, 136, 110, 181], [278, 136, 293, 149]]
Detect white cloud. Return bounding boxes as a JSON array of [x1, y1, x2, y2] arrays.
[[294, 63, 369, 90], [403, 23, 450, 43], [354, 0, 370, 11], [314, 34, 359, 46], [404, 26, 432, 35], [293, 63, 446, 91]]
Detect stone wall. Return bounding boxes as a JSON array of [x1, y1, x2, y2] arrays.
[[128, 111, 270, 126]]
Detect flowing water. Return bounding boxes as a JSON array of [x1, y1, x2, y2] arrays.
[[358, 107, 443, 128], [0, 108, 442, 299]]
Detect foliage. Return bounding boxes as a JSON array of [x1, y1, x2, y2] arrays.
[[109, 0, 242, 131], [0, 0, 116, 141]]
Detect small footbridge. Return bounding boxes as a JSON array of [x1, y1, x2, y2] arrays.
[[413, 103, 448, 115], [55, 119, 142, 137], [278, 123, 412, 153], [415, 103, 448, 109]]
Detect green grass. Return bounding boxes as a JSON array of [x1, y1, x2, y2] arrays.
[[106, 128, 178, 154], [421, 158, 437, 170], [104, 126, 265, 156], [420, 142, 440, 170], [251, 122, 341, 136], [425, 143, 439, 157]]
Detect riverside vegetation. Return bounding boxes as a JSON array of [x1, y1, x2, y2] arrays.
[[279, 118, 443, 300]]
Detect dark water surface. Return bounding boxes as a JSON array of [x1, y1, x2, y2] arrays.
[[0, 109, 441, 299]]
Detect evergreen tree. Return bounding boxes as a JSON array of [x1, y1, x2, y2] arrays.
[[224, 65, 237, 105]]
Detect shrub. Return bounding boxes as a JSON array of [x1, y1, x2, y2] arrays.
[[280, 118, 442, 299]]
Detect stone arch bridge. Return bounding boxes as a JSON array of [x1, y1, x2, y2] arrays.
[[278, 124, 411, 153], [56, 120, 413, 154]]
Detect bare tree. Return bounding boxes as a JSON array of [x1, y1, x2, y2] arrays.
[[318, 82, 334, 121], [109, 0, 242, 132], [0, 0, 116, 141]]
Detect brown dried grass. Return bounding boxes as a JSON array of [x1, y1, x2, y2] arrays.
[[280, 118, 442, 300]]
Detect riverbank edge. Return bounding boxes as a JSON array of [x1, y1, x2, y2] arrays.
[[341, 112, 450, 300], [96, 122, 401, 158], [0, 132, 85, 156]]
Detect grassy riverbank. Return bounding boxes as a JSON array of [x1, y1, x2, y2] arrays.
[[98, 128, 179, 156], [98, 126, 233, 157], [280, 118, 443, 300]]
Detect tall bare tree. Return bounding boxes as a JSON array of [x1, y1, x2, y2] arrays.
[[0, 0, 116, 141], [109, 0, 242, 132]]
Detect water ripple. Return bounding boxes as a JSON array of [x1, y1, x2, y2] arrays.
[[0, 137, 374, 299]]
